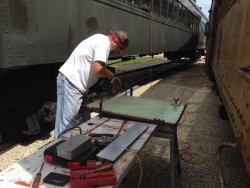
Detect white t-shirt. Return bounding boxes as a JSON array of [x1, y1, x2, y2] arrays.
[[59, 34, 110, 93]]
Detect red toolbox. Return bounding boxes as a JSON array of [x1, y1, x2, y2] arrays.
[[70, 160, 116, 188]]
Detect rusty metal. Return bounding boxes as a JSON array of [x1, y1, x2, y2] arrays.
[[206, 0, 250, 178]]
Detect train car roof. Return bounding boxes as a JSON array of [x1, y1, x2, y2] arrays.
[[180, 0, 209, 23]]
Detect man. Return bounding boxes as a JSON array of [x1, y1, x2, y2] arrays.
[[54, 30, 129, 139]]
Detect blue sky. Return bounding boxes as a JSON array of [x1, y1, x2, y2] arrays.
[[196, 0, 212, 18]]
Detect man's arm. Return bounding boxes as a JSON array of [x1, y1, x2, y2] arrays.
[[92, 61, 115, 80], [92, 61, 122, 95]]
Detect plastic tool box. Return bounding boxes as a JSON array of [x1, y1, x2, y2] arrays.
[[70, 160, 116, 188]]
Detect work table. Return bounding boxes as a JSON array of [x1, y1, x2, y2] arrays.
[[0, 116, 156, 188]]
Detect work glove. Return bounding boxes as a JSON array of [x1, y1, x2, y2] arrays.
[[110, 77, 122, 96]]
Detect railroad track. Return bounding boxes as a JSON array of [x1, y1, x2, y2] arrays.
[[117, 58, 194, 87], [0, 142, 18, 156]]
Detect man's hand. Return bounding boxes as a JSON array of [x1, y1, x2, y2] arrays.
[[110, 77, 122, 96]]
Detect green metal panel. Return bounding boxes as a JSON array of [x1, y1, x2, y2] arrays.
[[86, 96, 186, 125]]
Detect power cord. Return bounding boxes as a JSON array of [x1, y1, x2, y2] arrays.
[[126, 149, 143, 188], [57, 126, 82, 139], [179, 140, 206, 165]]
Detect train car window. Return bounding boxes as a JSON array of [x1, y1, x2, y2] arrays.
[[182, 7, 186, 26], [187, 10, 191, 28], [194, 16, 197, 31], [141, 0, 151, 12], [153, 0, 161, 16], [178, 3, 182, 25], [199, 21, 202, 33], [168, 0, 174, 21], [126, 0, 140, 7], [192, 15, 195, 30], [184, 6, 187, 26], [198, 19, 201, 32], [162, 0, 169, 18], [178, 2, 182, 24], [193, 17, 196, 31], [173, 0, 179, 23], [190, 15, 193, 30], [180, 4, 184, 26], [195, 17, 198, 31], [205, 22, 209, 36], [188, 12, 192, 29]]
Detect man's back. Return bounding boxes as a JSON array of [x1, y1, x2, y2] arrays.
[[59, 34, 111, 93]]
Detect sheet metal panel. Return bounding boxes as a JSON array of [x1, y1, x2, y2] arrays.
[[97, 122, 149, 161], [86, 95, 186, 126]]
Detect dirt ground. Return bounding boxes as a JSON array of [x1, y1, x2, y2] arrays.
[[0, 58, 250, 187]]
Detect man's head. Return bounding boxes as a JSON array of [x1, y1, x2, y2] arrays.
[[109, 30, 129, 54]]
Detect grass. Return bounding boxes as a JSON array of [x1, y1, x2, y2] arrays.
[[107, 54, 164, 67]]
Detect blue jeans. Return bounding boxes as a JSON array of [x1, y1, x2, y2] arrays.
[[54, 73, 90, 139]]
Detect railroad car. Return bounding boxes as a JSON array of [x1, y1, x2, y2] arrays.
[[206, 0, 250, 177], [0, 0, 207, 144]]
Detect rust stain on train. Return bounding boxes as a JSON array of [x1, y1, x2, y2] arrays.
[[9, 0, 28, 32]]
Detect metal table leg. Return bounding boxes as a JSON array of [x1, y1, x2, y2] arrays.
[[170, 135, 176, 188], [154, 126, 180, 188]]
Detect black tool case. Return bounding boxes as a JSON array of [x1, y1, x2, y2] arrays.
[[44, 140, 99, 168]]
